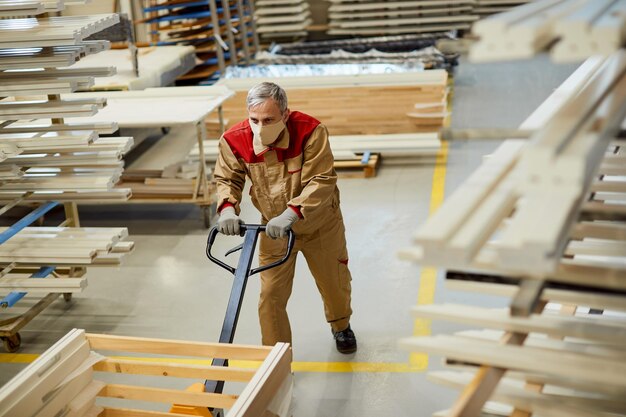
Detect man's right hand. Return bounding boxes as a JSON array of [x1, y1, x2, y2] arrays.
[[217, 206, 243, 235]]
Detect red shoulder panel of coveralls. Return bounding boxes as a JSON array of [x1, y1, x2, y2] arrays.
[[222, 111, 321, 163]]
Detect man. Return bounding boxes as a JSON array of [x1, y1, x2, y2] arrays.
[[214, 81, 357, 354]]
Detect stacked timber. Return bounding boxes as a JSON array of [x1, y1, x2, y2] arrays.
[[215, 71, 449, 135], [255, 0, 312, 40], [399, 54, 626, 417], [470, 0, 626, 62], [326, 0, 478, 36], [116, 169, 216, 200], [0, 329, 293, 417], [472, 0, 532, 16], [0, 227, 134, 293], [0, 4, 135, 303], [0, 10, 133, 202]]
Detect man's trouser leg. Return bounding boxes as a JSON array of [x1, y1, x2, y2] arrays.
[[301, 213, 353, 333], [258, 234, 299, 346]]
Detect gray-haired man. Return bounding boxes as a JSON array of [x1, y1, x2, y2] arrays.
[[213, 82, 357, 353]]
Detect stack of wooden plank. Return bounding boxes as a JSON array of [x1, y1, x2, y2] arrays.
[[0, 227, 133, 293], [0, 329, 293, 417], [141, 0, 258, 85], [401, 53, 625, 274], [116, 169, 217, 200], [255, 0, 312, 40], [216, 70, 449, 135], [470, 0, 626, 62], [0, 0, 91, 17], [326, 0, 478, 36], [0, 10, 135, 203], [472, 0, 533, 16], [398, 55, 626, 417]]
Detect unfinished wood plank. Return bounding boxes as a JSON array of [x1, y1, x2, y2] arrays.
[[100, 407, 197, 417], [86, 333, 272, 361], [444, 278, 626, 312], [98, 384, 238, 409], [93, 358, 256, 382], [228, 342, 293, 417], [411, 303, 626, 343], [429, 370, 625, 417], [0, 329, 89, 417], [400, 334, 626, 390]]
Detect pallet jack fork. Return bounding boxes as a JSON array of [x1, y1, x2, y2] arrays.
[[171, 224, 295, 417]]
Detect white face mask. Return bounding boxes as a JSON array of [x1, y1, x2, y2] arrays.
[[249, 119, 286, 146]]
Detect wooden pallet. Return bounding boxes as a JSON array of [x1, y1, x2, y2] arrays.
[[0, 329, 293, 417], [335, 153, 381, 179]]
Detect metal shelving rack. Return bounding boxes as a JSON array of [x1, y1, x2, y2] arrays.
[[142, 0, 259, 84]]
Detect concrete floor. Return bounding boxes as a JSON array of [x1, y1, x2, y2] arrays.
[[0, 55, 579, 416]]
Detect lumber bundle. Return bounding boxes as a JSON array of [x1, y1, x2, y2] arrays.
[[326, 0, 478, 35], [116, 169, 216, 200], [255, 0, 312, 40], [0, 0, 90, 17], [0, 226, 133, 265], [0, 329, 293, 417], [472, 0, 532, 16], [0, 227, 133, 296], [470, 0, 626, 62], [401, 54, 626, 276], [216, 71, 449, 135], [399, 55, 626, 417], [0, 10, 134, 202]]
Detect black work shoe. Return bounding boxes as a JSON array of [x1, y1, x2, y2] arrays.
[[333, 325, 357, 354]]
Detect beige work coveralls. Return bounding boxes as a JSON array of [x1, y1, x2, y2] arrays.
[[214, 112, 353, 346]]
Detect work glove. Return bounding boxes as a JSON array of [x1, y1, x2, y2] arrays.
[[266, 208, 299, 239], [217, 206, 243, 236]]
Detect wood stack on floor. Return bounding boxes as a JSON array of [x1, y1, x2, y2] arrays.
[[0, 329, 293, 417], [256, 0, 312, 41], [470, 0, 626, 62], [398, 53, 626, 417], [116, 168, 217, 200], [326, 0, 478, 36], [216, 71, 449, 135]]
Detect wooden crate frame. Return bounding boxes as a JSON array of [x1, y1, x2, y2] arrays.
[[0, 330, 293, 417]]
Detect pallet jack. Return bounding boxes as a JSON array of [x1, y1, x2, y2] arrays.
[[171, 224, 295, 417]]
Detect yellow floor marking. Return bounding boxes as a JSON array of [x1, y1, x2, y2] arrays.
[[411, 79, 453, 366], [0, 353, 427, 373]]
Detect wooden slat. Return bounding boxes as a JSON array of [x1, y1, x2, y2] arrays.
[[86, 333, 272, 361], [411, 303, 626, 343], [93, 358, 256, 382], [98, 384, 238, 409], [400, 335, 626, 389]]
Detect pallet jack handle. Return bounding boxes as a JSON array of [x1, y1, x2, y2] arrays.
[[202, 224, 295, 401], [205, 224, 295, 277]]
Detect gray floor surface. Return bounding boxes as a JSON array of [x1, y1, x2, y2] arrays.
[[0, 55, 579, 416]]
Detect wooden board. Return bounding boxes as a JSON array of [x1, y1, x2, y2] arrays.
[[400, 334, 626, 390], [411, 303, 626, 343]]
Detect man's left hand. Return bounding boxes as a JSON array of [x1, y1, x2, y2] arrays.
[[266, 208, 300, 239]]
